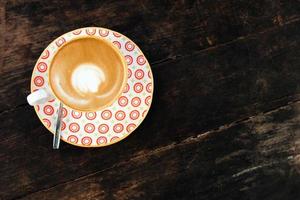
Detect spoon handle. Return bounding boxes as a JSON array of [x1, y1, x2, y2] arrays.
[[53, 102, 63, 149]]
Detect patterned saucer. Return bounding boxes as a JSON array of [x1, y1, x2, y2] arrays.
[[30, 27, 153, 147]]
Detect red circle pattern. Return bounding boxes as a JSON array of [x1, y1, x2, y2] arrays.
[[86, 112, 97, 120], [99, 29, 109, 37], [41, 50, 50, 59], [56, 37, 65, 47], [113, 32, 121, 37], [69, 123, 80, 133], [61, 121, 66, 131], [101, 110, 112, 120], [43, 105, 54, 116], [72, 30, 82, 35], [118, 96, 128, 107], [97, 136, 108, 145], [86, 28, 96, 35], [130, 110, 140, 120], [145, 96, 151, 106], [128, 68, 132, 78], [148, 71, 152, 78], [110, 136, 120, 143], [125, 41, 135, 51], [98, 124, 109, 134], [34, 76, 44, 87], [126, 123, 136, 132], [72, 111, 82, 119], [84, 123, 95, 133], [131, 97, 141, 107], [123, 83, 130, 93], [134, 83, 143, 93], [81, 137, 92, 146], [37, 62, 47, 72], [68, 135, 78, 144], [62, 108, 68, 118], [113, 123, 124, 133], [146, 83, 152, 93], [125, 55, 133, 65], [42, 118, 51, 128], [113, 41, 121, 49], [137, 55, 146, 65], [115, 110, 126, 121], [135, 69, 144, 80]]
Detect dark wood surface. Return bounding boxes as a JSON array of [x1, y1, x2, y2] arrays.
[[1, 0, 300, 199]]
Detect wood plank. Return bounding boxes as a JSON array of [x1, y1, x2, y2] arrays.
[[20, 101, 300, 200], [0, 1, 4, 72], [1, 19, 300, 199], [1, 0, 300, 110]]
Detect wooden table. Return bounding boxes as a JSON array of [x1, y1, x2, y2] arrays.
[[1, 1, 300, 199]]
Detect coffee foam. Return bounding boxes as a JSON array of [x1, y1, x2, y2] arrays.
[[71, 63, 106, 95]]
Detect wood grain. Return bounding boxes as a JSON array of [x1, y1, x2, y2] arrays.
[[0, 1, 4, 72], [1, 0, 300, 199], [1, 0, 300, 110], [1, 18, 300, 199], [19, 101, 300, 200]]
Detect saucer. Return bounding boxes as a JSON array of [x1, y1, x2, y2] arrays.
[[30, 27, 153, 147]]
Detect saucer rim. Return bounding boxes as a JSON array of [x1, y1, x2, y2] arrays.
[[31, 27, 154, 148]]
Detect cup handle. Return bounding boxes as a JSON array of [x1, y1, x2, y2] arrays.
[[27, 88, 53, 106]]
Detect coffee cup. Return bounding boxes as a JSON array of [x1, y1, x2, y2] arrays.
[[27, 36, 128, 111]]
